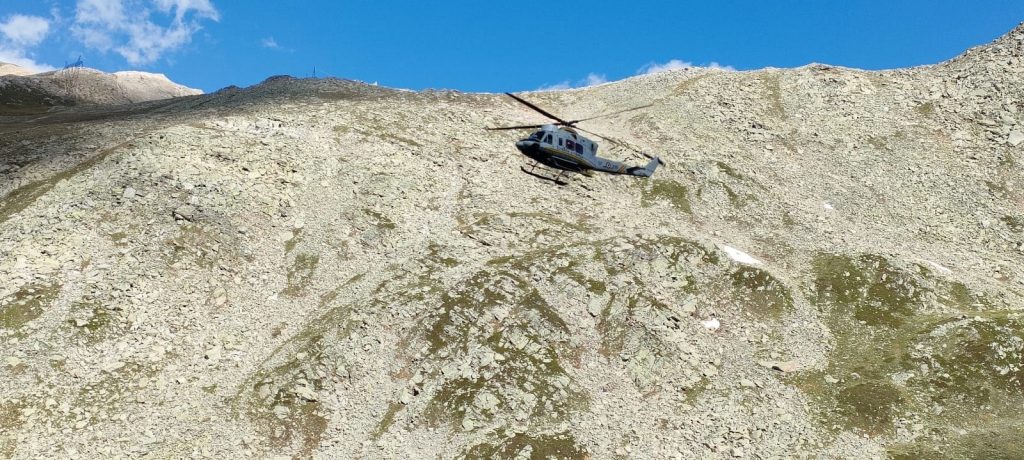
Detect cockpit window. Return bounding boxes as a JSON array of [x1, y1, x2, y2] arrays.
[[544, 134, 552, 143], [529, 132, 543, 140]]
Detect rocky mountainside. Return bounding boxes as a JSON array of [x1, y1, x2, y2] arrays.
[[0, 65, 202, 115], [1, 24, 1022, 459]]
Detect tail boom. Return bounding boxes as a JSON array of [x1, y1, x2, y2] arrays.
[[625, 157, 661, 177]]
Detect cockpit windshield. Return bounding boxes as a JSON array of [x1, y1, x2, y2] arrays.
[[529, 131, 543, 140]]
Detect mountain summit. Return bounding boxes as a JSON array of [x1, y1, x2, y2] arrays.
[[0, 66, 201, 114]]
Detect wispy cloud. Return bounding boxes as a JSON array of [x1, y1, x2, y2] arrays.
[[260, 36, 294, 52], [261, 36, 280, 49], [0, 14, 55, 72], [537, 72, 608, 91], [536, 60, 733, 91], [71, 0, 220, 65], [638, 59, 735, 75], [583, 73, 607, 86]]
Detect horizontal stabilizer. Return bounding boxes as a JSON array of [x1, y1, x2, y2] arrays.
[[626, 156, 660, 177]]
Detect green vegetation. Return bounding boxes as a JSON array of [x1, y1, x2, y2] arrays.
[[109, 231, 128, 246], [723, 184, 756, 208], [372, 403, 404, 440], [0, 401, 26, 457], [245, 329, 333, 457], [730, 266, 794, 319], [835, 382, 904, 434], [1002, 215, 1023, 233], [407, 265, 585, 434], [363, 208, 397, 230], [938, 281, 991, 309], [921, 317, 1024, 401], [763, 75, 786, 119], [891, 423, 1024, 460], [866, 136, 890, 152], [165, 224, 232, 269], [284, 228, 303, 253], [672, 74, 707, 96], [252, 375, 328, 457], [812, 254, 922, 328], [800, 252, 1024, 456], [235, 297, 355, 457], [284, 253, 319, 297], [715, 161, 745, 180], [800, 253, 931, 434], [914, 102, 935, 117], [1, 283, 61, 330], [427, 243, 460, 268], [0, 140, 123, 224], [462, 431, 587, 460], [985, 180, 1010, 198], [0, 84, 68, 115], [66, 300, 118, 342], [640, 179, 692, 214]]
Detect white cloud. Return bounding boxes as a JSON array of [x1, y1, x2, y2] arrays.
[[538, 72, 608, 91], [71, 0, 220, 65], [75, 0, 127, 27], [152, 0, 219, 22], [537, 81, 571, 91], [0, 48, 56, 72], [261, 36, 280, 49], [0, 15, 52, 46], [638, 59, 690, 74], [260, 36, 294, 53], [583, 73, 607, 86], [0, 14, 54, 72], [638, 59, 735, 75]]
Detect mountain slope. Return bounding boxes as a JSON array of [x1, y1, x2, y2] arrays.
[[0, 63, 33, 77], [0, 67, 202, 115], [0, 24, 1022, 459]]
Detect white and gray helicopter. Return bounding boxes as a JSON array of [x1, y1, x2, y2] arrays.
[[488, 92, 664, 184]]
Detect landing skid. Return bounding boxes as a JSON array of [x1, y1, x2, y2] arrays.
[[520, 162, 572, 185], [521, 166, 569, 185]]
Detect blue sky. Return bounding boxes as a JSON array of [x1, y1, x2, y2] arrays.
[[1, 1, 1023, 93]]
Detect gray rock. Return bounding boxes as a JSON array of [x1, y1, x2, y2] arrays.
[[172, 205, 197, 221], [1008, 130, 1024, 146]]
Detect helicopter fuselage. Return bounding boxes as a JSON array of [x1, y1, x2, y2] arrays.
[[515, 125, 658, 177]]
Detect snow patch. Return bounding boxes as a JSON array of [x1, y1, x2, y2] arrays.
[[921, 259, 952, 275], [823, 202, 834, 210], [719, 244, 762, 265], [701, 318, 721, 331]]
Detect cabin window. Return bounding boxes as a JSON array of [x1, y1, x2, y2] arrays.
[[575, 143, 584, 154], [566, 140, 575, 151], [591, 143, 596, 153], [558, 138, 563, 146]]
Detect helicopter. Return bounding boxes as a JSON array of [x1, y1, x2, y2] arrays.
[[488, 92, 664, 184]]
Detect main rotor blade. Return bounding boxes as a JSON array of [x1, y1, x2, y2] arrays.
[[504, 92, 572, 126], [572, 126, 622, 146], [486, 124, 546, 131], [567, 104, 653, 124], [574, 127, 667, 166], [641, 151, 667, 166]]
